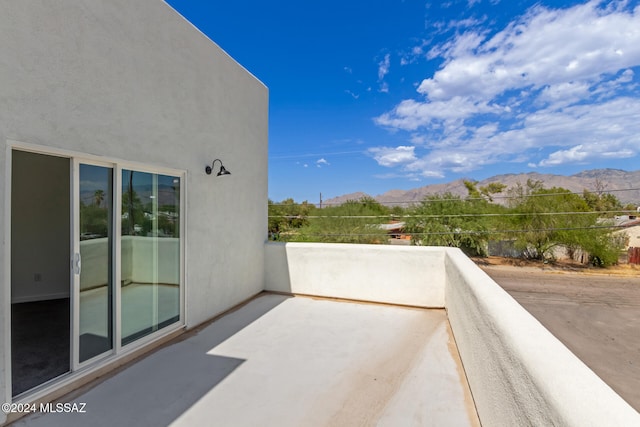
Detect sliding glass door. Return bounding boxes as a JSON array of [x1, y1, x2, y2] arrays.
[[121, 170, 181, 345], [74, 163, 114, 365], [10, 148, 184, 395], [71, 160, 182, 369]]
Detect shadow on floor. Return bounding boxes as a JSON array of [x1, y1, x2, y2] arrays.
[[15, 293, 290, 427]]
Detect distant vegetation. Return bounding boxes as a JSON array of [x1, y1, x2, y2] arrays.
[[269, 180, 635, 267], [269, 196, 390, 244]]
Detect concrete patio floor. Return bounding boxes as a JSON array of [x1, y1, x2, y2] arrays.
[[15, 293, 479, 427]]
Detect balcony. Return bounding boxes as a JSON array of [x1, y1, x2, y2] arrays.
[[14, 243, 640, 426]]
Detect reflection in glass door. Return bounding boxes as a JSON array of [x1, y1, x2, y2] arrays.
[[77, 164, 113, 363], [121, 169, 181, 345]]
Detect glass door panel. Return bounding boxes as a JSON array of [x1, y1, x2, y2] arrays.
[[121, 170, 180, 346], [78, 164, 113, 363]]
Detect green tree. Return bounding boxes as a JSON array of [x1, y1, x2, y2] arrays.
[[463, 180, 507, 202], [80, 201, 109, 237], [291, 197, 389, 244], [94, 189, 105, 207], [389, 204, 406, 218], [404, 192, 495, 256], [508, 184, 590, 259], [268, 198, 314, 239], [506, 182, 621, 265], [122, 189, 144, 235], [582, 190, 622, 216]]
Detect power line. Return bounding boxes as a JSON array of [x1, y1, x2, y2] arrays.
[[270, 187, 640, 207], [269, 209, 638, 219], [273, 223, 631, 238], [270, 150, 363, 160]]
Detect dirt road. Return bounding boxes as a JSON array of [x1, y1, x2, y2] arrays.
[[480, 265, 640, 412]]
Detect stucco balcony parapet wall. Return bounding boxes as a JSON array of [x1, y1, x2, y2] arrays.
[[264, 242, 640, 427], [264, 242, 445, 307]]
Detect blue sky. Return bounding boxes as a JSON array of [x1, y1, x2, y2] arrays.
[[166, 0, 640, 203]]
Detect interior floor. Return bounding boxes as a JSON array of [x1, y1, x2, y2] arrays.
[[11, 298, 70, 396]]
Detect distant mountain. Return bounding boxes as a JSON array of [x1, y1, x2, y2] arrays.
[[323, 169, 640, 207]]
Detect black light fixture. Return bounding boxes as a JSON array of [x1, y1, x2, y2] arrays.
[[205, 159, 231, 176]]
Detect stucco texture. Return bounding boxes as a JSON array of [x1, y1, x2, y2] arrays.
[[1, 0, 268, 325], [1, 0, 268, 416]]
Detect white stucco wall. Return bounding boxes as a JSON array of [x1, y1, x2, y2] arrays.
[[265, 243, 640, 426], [264, 242, 446, 307], [618, 224, 640, 250], [0, 109, 7, 422], [1, 0, 267, 414], [444, 248, 640, 426], [1, 0, 267, 321]]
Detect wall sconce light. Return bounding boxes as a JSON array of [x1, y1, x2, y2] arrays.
[[205, 159, 231, 176]]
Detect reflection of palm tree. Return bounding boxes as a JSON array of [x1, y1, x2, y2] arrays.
[[94, 189, 105, 207], [128, 171, 134, 235]]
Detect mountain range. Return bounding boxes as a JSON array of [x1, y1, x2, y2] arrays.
[[323, 169, 640, 207]]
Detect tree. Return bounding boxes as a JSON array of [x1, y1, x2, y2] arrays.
[[80, 201, 108, 237], [94, 189, 105, 207], [122, 189, 143, 235], [582, 189, 622, 215], [572, 224, 624, 266], [404, 192, 494, 256], [506, 183, 621, 265], [463, 180, 507, 202], [268, 198, 314, 239], [291, 197, 389, 244], [389, 204, 406, 217], [507, 185, 591, 259]]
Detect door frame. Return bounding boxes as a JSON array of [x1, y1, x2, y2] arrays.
[[5, 140, 186, 403], [72, 158, 118, 370]]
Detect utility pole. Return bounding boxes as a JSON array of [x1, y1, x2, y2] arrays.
[[319, 192, 322, 209]]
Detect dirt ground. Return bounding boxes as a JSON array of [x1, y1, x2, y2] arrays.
[[475, 257, 640, 412]]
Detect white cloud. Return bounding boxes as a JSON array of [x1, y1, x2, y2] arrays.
[[377, 53, 391, 92], [373, 1, 640, 177], [316, 158, 330, 167], [537, 145, 589, 167], [410, 134, 428, 144], [368, 146, 417, 167], [345, 90, 360, 99], [417, 2, 640, 103], [378, 54, 391, 80], [618, 68, 635, 83], [537, 81, 591, 108], [401, 40, 432, 65], [388, 96, 640, 175], [536, 142, 636, 167], [375, 96, 499, 131]]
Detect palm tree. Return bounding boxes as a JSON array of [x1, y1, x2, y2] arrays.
[[94, 189, 105, 207]]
